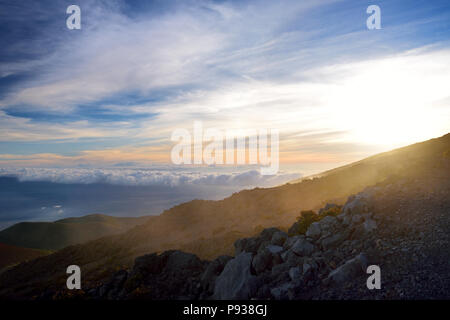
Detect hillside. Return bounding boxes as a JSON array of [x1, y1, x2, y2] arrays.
[[0, 133, 448, 299], [0, 214, 151, 251], [76, 161, 450, 299], [0, 243, 50, 271]]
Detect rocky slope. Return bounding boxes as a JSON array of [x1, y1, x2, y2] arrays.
[[0, 134, 449, 299]]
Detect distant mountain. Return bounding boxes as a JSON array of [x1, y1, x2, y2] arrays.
[[0, 133, 448, 299], [0, 243, 50, 270], [0, 214, 151, 251]]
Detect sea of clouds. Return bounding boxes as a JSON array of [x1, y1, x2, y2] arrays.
[[0, 167, 301, 229], [0, 167, 301, 188]]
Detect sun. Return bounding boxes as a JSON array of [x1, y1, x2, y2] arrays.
[[325, 52, 450, 148]]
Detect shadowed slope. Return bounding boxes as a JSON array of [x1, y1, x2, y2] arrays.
[[0, 214, 151, 250], [0, 243, 50, 270]]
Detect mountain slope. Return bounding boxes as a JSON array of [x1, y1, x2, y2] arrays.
[[0, 243, 50, 270], [0, 133, 448, 299], [0, 214, 151, 250], [85, 163, 450, 300]]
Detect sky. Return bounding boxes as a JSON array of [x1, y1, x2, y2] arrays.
[[0, 0, 449, 175]]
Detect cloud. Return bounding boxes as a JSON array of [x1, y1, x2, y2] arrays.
[[0, 0, 346, 112], [0, 110, 135, 142], [0, 48, 449, 170], [0, 167, 301, 188], [0, 0, 449, 170]]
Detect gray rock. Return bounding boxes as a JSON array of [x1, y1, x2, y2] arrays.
[[271, 262, 291, 277], [200, 255, 233, 294], [363, 219, 377, 232], [341, 213, 352, 226], [281, 250, 304, 267], [351, 223, 368, 240], [289, 266, 302, 281], [234, 237, 261, 255], [351, 214, 364, 225], [283, 235, 304, 249], [257, 240, 271, 253], [318, 216, 339, 237], [324, 253, 368, 286], [288, 220, 304, 236], [266, 245, 283, 254], [260, 228, 282, 242], [133, 253, 165, 275], [342, 193, 373, 216], [292, 238, 316, 256], [361, 212, 374, 220], [164, 251, 204, 272], [320, 215, 339, 226], [320, 232, 347, 250], [305, 222, 321, 239], [302, 262, 314, 281], [303, 262, 312, 275], [252, 249, 273, 274], [213, 253, 257, 299], [271, 231, 288, 246], [270, 282, 293, 300]]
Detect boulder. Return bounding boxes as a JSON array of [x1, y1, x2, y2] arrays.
[[342, 193, 373, 216], [305, 222, 321, 239], [340, 214, 352, 226], [351, 224, 367, 240], [271, 231, 288, 246], [318, 216, 339, 237], [320, 232, 346, 250], [164, 251, 204, 273], [363, 219, 377, 232], [281, 250, 304, 267], [266, 245, 283, 254], [133, 253, 167, 275], [252, 249, 273, 274], [324, 253, 368, 286], [260, 228, 282, 242], [287, 221, 301, 236], [283, 235, 304, 249], [213, 253, 257, 299], [302, 262, 313, 280], [105, 270, 128, 299], [291, 238, 315, 256], [321, 227, 351, 250], [320, 215, 339, 226], [234, 237, 261, 255], [120, 250, 207, 300], [289, 266, 302, 281], [252, 245, 283, 274], [351, 214, 364, 225], [270, 282, 293, 300], [200, 255, 233, 294]]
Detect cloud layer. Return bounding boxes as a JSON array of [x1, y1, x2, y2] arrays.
[[0, 167, 301, 188]]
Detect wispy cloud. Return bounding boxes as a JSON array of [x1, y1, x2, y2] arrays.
[[0, 0, 449, 170]]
